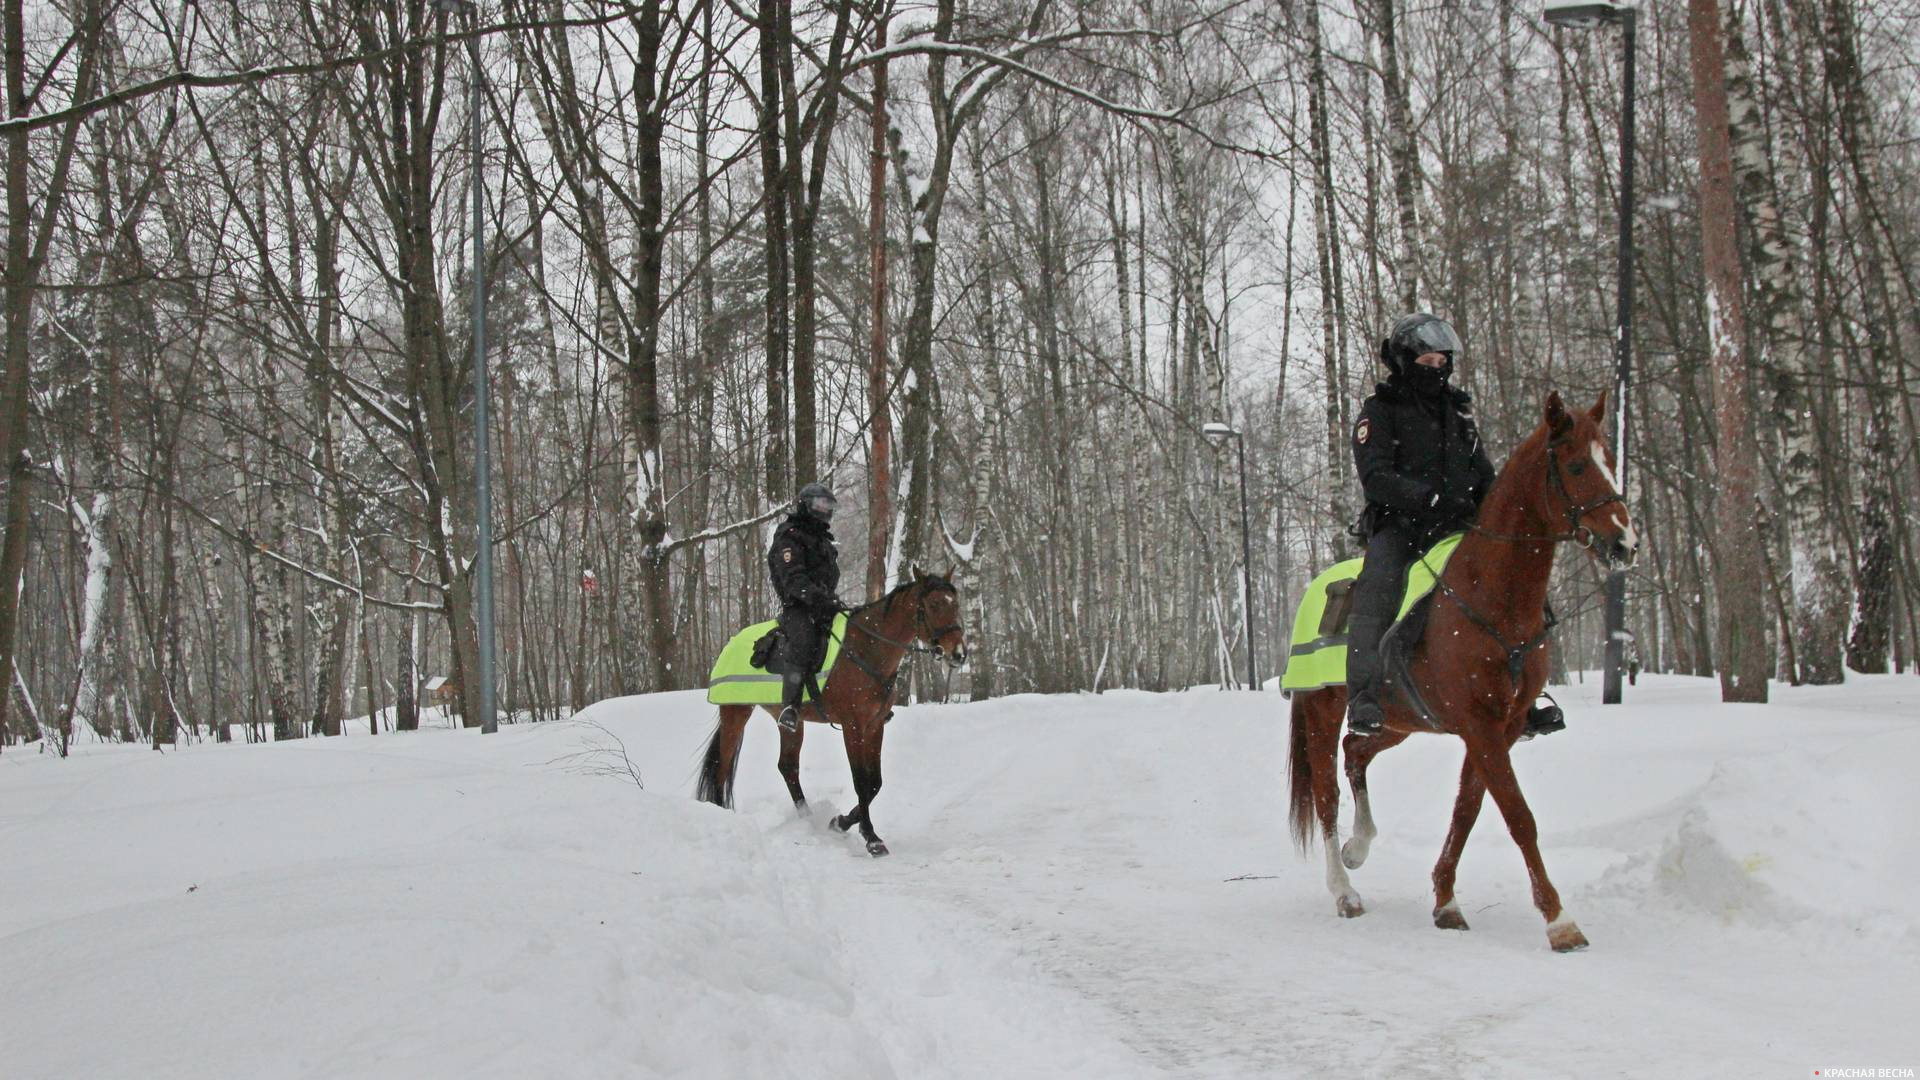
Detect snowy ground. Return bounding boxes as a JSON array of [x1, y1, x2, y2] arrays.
[[3, 675, 1916, 1079]]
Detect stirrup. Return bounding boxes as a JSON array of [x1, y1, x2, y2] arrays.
[[1520, 696, 1565, 740], [776, 706, 800, 733]]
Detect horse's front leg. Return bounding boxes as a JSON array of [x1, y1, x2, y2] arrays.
[[832, 721, 888, 857], [1468, 732, 1586, 951], [1431, 751, 1486, 930], [776, 712, 809, 816]]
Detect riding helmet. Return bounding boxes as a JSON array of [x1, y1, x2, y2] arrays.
[[796, 482, 837, 521], [1379, 313, 1463, 376]]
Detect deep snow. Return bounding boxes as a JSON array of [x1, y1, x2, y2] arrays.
[[3, 674, 1916, 1078]]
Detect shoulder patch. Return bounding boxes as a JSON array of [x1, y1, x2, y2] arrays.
[[1355, 417, 1371, 445], [781, 548, 793, 564]]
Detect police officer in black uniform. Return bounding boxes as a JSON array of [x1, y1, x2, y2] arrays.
[[1346, 314, 1496, 736], [768, 482, 843, 732]]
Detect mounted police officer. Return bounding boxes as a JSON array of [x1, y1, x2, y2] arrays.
[[768, 482, 843, 732], [1346, 314, 1496, 736]]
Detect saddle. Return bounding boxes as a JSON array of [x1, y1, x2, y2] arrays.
[[707, 613, 850, 706], [1280, 534, 1463, 695]]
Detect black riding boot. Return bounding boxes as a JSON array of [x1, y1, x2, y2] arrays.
[[777, 672, 805, 733], [1345, 615, 1390, 736]]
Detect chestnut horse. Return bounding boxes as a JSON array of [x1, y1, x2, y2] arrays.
[[1288, 392, 1638, 951], [696, 567, 967, 856]]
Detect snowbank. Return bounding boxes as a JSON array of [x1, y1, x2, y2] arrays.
[[3, 676, 1916, 1077]]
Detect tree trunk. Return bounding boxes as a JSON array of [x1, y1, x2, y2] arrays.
[[1375, 0, 1422, 310], [866, 9, 893, 601], [1688, 0, 1770, 702], [0, 0, 101, 746], [757, 0, 791, 501], [1725, 0, 1846, 683], [1305, 0, 1353, 556], [627, 0, 675, 690], [1817, 0, 1901, 673]]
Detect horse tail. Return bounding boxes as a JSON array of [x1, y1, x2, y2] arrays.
[[695, 709, 741, 809], [1287, 693, 1317, 853]]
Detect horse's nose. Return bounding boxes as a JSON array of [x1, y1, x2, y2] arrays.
[[952, 645, 969, 665], [1608, 535, 1638, 571]]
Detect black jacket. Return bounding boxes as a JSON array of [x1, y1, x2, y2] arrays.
[[1352, 377, 1497, 538], [768, 513, 841, 611]]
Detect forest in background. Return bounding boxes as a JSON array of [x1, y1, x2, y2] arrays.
[[2, 0, 1916, 750]]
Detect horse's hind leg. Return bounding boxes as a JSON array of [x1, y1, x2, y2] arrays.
[[1339, 728, 1407, 870], [1431, 751, 1486, 930], [774, 710, 810, 816], [1306, 697, 1364, 916]]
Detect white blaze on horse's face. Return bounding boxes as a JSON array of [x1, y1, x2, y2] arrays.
[[1589, 440, 1640, 559], [1588, 441, 1620, 495]]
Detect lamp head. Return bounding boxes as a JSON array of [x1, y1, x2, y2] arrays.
[[1544, 0, 1632, 28]]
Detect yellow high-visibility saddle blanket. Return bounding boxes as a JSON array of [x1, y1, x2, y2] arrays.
[[1279, 533, 1463, 695], [706, 613, 850, 706]]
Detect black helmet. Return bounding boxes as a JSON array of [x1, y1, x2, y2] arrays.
[[1379, 313, 1463, 376], [796, 482, 836, 521]]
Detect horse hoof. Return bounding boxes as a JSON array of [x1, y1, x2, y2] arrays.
[[1433, 903, 1470, 931], [1547, 919, 1589, 952], [793, 800, 811, 818], [866, 840, 889, 858], [1336, 893, 1366, 918], [1340, 838, 1369, 870], [830, 815, 853, 834]]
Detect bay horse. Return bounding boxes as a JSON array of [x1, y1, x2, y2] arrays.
[[696, 566, 967, 857], [1288, 391, 1638, 951]]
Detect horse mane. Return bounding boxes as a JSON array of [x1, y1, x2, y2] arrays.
[[865, 573, 955, 617], [1480, 415, 1556, 518]]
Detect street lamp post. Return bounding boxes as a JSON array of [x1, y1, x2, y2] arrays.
[[437, 0, 496, 733], [1203, 422, 1257, 691], [1545, 0, 1636, 704]]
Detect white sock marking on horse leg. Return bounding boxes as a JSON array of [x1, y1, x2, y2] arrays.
[[1323, 828, 1358, 906], [1343, 789, 1376, 866], [1547, 914, 1578, 933]]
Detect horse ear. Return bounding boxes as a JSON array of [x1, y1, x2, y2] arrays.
[[943, 562, 957, 581], [908, 562, 924, 581], [1544, 391, 1572, 436], [1589, 390, 1608, 425]]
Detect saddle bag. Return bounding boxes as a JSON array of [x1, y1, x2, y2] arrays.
[[750, 628, 784, 671], [1320, 579, 1356, 637]]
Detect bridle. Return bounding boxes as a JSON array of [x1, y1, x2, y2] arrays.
[[827, 579, 966, 710], [1393, 430, 1624, 727], [846, 580, 964, 660], [1468, 431, 1626, 553]]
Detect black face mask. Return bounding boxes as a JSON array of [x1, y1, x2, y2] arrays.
[[1403, 357, 1454, 396]]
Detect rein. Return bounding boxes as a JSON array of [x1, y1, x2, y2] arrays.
[[1395, 431, 1609, 722], [1432, 579, 1559, 686], [829, 581, 963, 705]]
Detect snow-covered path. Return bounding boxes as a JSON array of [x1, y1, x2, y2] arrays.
[[3, 676, 1916, 1078]]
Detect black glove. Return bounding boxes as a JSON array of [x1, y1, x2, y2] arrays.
[[1429, 491, 1479, 523]]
